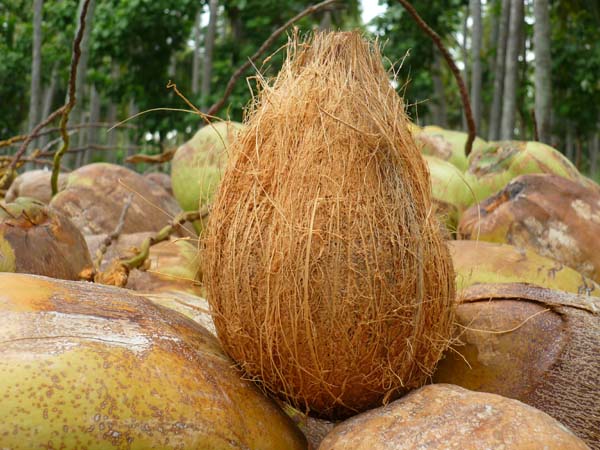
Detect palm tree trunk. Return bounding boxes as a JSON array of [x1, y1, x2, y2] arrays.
[[500, 0, 523, 140], [489, 0, 511, 141], [533, 0, 552, 143]]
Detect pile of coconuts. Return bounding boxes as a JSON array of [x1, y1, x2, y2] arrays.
[[0, 31, 597, 449]]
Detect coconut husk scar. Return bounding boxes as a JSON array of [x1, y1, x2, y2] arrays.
[[203, 31, 456, 420]]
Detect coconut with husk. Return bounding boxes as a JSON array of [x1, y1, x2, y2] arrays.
[[319, 384, 589, 449], [0, 197, 92, 280], [425, 155, 477, 233], [50, 163, 191, 237], [450, 240, 600, 295], [433, 283, 599, 448], [466, 140, 591, 203], [85, 232, 202, 296], [171, 121, 244, 213], [415, 125, 487, 172], [143, 171, 173, 196], [459, 173, 600, 283], [0, 273, 306, 449], [203, 32, 455, 420], [5, 169, 68, 204]]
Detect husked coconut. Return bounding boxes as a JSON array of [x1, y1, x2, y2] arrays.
[[0, 273, 306, 449], [5, 169, 67, 203], [459, 173, 600, 283], [204, 32, 455, 419], [318, 384, 589, 449], [433, 283, 600, 448], [143, 171, 173, 196], [0, 197, 91, 280]]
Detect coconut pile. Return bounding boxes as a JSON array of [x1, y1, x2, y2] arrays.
[[0, 31, 598, 450]]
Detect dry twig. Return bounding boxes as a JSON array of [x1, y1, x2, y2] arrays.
[[396, 0, 476, 156]]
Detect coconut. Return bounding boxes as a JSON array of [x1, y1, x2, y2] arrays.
[[171, 121, 244, 213], [415, 125, 487, 172], [50, 163, 192, 237], [0, 273, 307, 449], [450, 240, 600, 295], [203, 32, 455, 419], [143, 171, 173, 196], [459, 174, 600, 283], [0, 197, 92, 279], [318, 384, 589, 449], [466, 140, 587, 202], [85, 232, 202, 296], [424, 155, 477, 232], [433, 283, 600, 448], [5, 169, 68, 203]]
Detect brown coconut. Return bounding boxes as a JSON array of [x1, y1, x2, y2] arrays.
[[85, 232, 202, 296], [143, 171, 173, 196], [433, 283, 599, 448], [0, 197, 92, 280], [318, 384, 589, 449], [5, 169, 68, 204], [0, 273, 306, 449], [459, 173, 600, 283], [203, 32, 455, 419], [50, 163, 192, 237]]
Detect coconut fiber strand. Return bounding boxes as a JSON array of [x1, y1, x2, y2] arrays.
[[203, 31, 455, 420]]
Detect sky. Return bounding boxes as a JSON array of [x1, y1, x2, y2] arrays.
[[361, 0, 387, 25]]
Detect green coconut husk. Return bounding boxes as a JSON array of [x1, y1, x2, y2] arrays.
[[203, 31, 455, 420]]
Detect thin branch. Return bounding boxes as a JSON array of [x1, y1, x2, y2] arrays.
[[125, 148, 177, 164], [396, 0, 477, 156], [93, 194, 134, 270], [51, 0, 92, 196], [205, 0, 339, 117]]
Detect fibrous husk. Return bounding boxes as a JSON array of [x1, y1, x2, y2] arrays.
[[318, 384, 589, 449], [450, 240, 600, 295], [0, 273, 306, 449], [50, 163, 191, 237], [203, 32, 455, 420], [5, 169, 68, 204], [424, 155, 477, 233], [0, 197, 92, 280], [433, 283, 599, 448], [143, 171, 173, 196], [459, 173, 600, 283], [85, 232, 202, 296], [416, 125, 487, 172], [171, 121, 244, 213], [466, 140, 587, 202]]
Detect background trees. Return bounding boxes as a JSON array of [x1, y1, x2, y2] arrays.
[[1, 0, 599, 176]]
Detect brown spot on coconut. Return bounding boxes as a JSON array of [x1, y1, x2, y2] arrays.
[[459, 173, 600, 283], [85, 232, 202, 296], [318, 384, 589, 449], [450, 240, 600, 295], [50, 163, 193, 237], [203, 32, 455, 420], [0, 197, 92, 280], [415, 125, 487, 172], [0, 273, 307, 449], [143, 171, 173, 196], [5, 169, 68, 204], [171, 121, 244, 215], [466, 140, 588, 203], [433, 283, 599, 448]]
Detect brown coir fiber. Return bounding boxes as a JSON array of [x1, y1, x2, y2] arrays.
[[203, 31, 455, 420]]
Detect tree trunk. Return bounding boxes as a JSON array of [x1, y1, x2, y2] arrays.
[[431, 48, 448, 128], [489, 0, 511, 141], [201, 0, 218, 111], [126, 100, 139, 169], [500, 0, 523, 140], [191, 9, 202, 95], [320, 10, 332, 30], [470, 0, 483, 132], [533, 0, 552, 143], [461, 6, 469, 131], [566, 122, 574, 162], [590, 132, 599, 177], [28, 0, 43, 149], [38, 63, 59, 149], [82, 85, 101, 166], [106, 101, 118, 164]]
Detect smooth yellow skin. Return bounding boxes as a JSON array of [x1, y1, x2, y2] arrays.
[[0, 273, 307, 450]]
